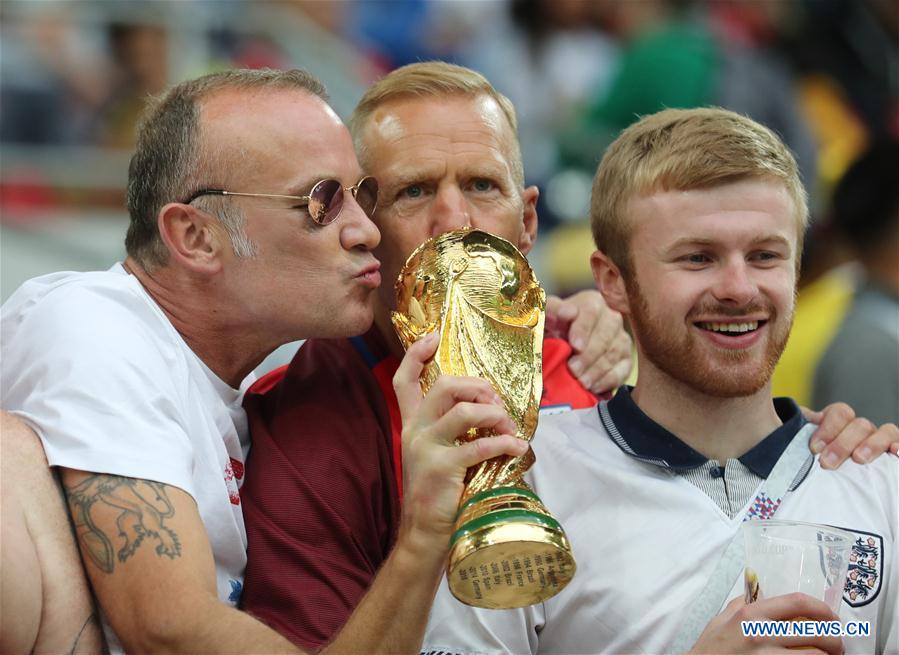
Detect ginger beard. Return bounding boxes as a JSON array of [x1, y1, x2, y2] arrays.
[[624, 275, 794, 398]]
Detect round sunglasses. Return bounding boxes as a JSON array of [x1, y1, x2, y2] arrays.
[[183, 176, 379, 225]]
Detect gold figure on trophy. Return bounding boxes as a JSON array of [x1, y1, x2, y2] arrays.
[[392, 227, 576, 609]]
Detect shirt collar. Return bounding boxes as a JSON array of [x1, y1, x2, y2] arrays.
[[601, 386, 807, 476]]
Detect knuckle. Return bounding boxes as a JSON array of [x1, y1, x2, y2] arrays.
[[609, 337, 627, 357], [432, 376, 456, 396], [471, 436, 492, 459], [583, 301, 601, 320], [451, 403, 475, 426], [834, 402, 856, 420], [734, 604, 755, 623], [592, 355, 611, 373], [786, 591, 815, 613], [855, 417, 876, 434], [392, 368, 405, 388], [453, 403, 498, 428], [433, 376, 451, 390], [475, 378, 497, 395], [826, 440, 851, 458], [610, 340, 629, 362]]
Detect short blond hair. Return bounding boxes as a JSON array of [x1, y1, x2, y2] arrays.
[[591, 107, 808, 277], [349, 61, 525, 187]]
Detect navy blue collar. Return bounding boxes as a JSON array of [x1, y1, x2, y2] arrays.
[[600, 386, 807, 476]]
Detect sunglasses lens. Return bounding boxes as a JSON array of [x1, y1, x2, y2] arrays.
[[354, 177, 379, 217], [310, 179, 343, 225]]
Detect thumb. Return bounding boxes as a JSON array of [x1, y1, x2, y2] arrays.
[[393, 331, 439, 421]]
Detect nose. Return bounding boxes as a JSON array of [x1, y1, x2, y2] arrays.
[[340, 193, 380, 251], [429, 185, 472, 237], [711, 257, 759, 306]]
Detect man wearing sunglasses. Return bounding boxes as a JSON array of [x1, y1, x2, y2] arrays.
[[1, 68, 527, 654], [238, 62, 899, 651]]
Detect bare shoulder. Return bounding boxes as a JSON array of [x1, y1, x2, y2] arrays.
[[0, 412, 106, 654], [0, 425, 41, 654]]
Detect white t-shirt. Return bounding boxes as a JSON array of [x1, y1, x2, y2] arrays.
[[422, 401, 898, 655], [1, 264, 254, 651]]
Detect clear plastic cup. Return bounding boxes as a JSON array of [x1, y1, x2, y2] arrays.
[[743, 519, 853, 613]]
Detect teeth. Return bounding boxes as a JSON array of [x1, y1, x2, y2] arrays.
[[699, 321, 759, 333]]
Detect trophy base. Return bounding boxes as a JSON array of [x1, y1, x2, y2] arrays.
[[446, 487, 576, 609]]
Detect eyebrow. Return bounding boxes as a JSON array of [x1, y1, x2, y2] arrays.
[[664, 234, 792, 253], [662, 234, 791, 254], [285, 170, 366, 197], [282, 177, 324, 198], [384, 163, 509, 191], [383, 170, 432, 191]]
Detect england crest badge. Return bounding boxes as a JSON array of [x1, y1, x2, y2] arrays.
[[839, 527, 884, 608]]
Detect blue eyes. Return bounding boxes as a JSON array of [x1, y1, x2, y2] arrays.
[[396, 179, 497, 202]]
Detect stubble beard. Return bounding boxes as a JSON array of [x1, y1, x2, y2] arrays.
[[625, 277, 793, 398]]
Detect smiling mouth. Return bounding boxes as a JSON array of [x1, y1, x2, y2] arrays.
[[696, 320, 765, 335]]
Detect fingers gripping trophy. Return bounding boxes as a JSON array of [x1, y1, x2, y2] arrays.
[[392, 227, 576, 609]]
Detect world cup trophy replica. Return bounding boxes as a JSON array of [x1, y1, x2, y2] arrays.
[[392, 227, 576, 609]]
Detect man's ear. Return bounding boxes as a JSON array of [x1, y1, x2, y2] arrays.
[[590, 249, 631, 315], [158, 203, 225, 274], [517, 185, 539, 255]]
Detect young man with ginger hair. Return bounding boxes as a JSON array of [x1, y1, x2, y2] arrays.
[[420, 107, 897, 654]]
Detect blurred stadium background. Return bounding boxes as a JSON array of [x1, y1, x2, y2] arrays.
[[2, 0, 896, 387]]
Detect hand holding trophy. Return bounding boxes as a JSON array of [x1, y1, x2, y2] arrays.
[[392, 227, 576, 609]]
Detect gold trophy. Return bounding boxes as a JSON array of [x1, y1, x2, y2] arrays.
[[392, 227, 576, 609]]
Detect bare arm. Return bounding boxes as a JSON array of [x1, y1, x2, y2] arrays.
[[61, 468, 303, 654], [0, 413, 104, 655]]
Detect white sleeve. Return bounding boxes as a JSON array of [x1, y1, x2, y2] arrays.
[[878, 467, 898, 654], [421, 578, 542, 655], [1, 283, 196, 497]]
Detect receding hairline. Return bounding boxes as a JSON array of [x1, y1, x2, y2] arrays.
[[353, 87, 517, 133], [349, 61, 518, 134], [193, 85, 337, 185], [347, 61, 525, 187], [357, 92, 524, 190], [361, 90, 515, 137], [198, 81, 329, 115]]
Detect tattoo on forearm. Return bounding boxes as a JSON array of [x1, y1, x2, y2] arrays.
[[64, 475, 181, 573], [66, 612, 104, 655]]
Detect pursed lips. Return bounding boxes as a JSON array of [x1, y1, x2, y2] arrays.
[[354, 260, 382, 288]]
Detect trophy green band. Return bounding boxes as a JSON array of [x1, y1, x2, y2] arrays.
[[392, 228, 576, 609]]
